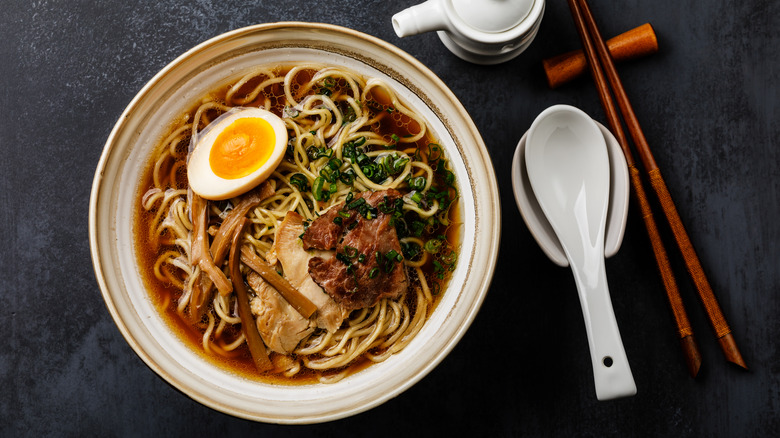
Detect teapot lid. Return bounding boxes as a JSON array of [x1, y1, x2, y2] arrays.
[[451, 0, 536, 33]]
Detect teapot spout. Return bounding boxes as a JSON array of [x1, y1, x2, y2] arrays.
[[392, 0, 450, 38]]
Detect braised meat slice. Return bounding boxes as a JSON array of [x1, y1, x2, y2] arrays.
[[268, 211, 347, 332], [248, 272, 314, 354], [304, 190, 409, 310], [300, 205, 350, 251]]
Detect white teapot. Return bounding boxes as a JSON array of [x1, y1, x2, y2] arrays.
[[392, 0, 546, 64]]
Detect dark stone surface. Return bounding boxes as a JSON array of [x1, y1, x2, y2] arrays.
[[1, 0, 777, 435]]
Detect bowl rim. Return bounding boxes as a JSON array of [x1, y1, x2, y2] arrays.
[[89, 21, 501, 423]]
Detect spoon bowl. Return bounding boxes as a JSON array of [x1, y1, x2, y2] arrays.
[[525, 104, 636, 400], [511, 120, 628, 266]]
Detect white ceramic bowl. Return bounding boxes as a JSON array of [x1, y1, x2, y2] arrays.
[[89, 22, 500, 423]]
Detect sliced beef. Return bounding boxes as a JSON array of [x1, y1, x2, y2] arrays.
[[301, 205, 357, 250], [305, 190, 409, 310]]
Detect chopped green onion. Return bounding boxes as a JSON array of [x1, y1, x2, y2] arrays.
[[312, 177, 328, 201], [289, 173, 310, 192], [336, 252, 351, 265], [320, 168, 336, 183], [424, 239, 443, 254], [408, 176, 426, 191], [444, 170, 455, 186], [394, 156, 410, 172], [307, 146, 333, 160], [311, 176, 326, 201], [441, 250, 458, 266], [339, 168, 355, 185], [378, 196, 398, 214], [401, 241, 422, 261], [427, 143, 442, 161], [344, 246, 359, 258], [347, 197, 366, 210], [433, 260, 445, 279], [343, 106, 357, 125], [410, 220, 426, 237]]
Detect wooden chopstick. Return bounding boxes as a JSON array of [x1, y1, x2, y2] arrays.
[[564, 0, 701, 377], [568, 0, 747, 370]]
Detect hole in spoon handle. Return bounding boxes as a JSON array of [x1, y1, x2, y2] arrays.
[[584, 285, 636, 400], [571, 257, 637, 400]]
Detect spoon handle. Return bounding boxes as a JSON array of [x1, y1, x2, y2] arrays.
[[569, 254, 637, 400]]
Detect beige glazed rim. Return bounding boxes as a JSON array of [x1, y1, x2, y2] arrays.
[[89, 22, 500, 424]]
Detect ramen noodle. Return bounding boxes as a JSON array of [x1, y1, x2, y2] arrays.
[[135, 64, 460, 383]]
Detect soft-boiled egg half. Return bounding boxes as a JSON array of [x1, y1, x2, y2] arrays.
[[187, 107, 288, 200]]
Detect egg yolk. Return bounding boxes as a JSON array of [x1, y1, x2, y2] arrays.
[[209, 117, 276, 179]]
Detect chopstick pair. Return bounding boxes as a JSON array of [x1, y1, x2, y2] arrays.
[[565, 0, 747, 376]]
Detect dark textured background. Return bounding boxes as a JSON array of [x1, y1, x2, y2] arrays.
[[1, 0, 777, 436]]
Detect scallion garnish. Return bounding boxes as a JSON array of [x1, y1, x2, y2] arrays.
[[344, 245, 359, 258], [289, 173, 310, 192], [312, 177, 325, 201], [424, 238, 443, 254]]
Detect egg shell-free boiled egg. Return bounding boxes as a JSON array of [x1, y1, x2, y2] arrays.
[[187, 107, 288, 200]]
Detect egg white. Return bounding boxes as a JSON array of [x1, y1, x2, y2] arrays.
[[187, 107, 288, 200]]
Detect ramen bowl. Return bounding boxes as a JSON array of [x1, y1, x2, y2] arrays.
[[89, 22, 499, 423]]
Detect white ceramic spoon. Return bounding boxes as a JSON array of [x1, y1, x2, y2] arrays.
[[511, 120, 629, 267], [525, 104, 636, 401]]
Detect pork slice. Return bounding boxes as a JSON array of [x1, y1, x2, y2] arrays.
[[307, 190, 409, 310], [301, 204, 355, 250], [301, 190, 397, 251], [248, 272, 313, 354], [271, 211, 347, 332]]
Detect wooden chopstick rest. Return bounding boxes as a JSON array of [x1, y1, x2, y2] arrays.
[[543, 23, 658, 89]]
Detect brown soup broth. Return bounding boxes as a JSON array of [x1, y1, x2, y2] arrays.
[[134, 65, 461, 383]]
